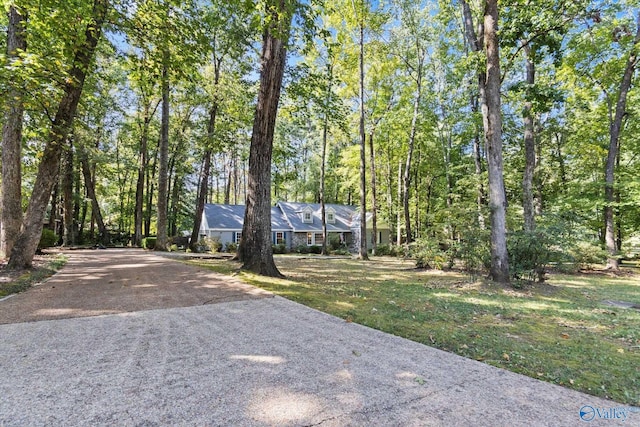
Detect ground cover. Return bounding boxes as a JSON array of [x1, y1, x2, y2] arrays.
[[0, 254, 67, 298], [187, 255, 640, 406]]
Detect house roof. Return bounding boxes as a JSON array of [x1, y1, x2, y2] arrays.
[[202, 202, 388, 233], [277, 202, 355, 232], [202, 204, 291, 232]]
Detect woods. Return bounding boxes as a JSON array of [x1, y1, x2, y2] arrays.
[[2, 0, 640, 280]]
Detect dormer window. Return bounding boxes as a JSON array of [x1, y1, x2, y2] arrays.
[[302, 207, 313, 224], [326, 207, 336, 224]]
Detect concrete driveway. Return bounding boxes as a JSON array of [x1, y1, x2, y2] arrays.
[[0, 249, 634, 426]]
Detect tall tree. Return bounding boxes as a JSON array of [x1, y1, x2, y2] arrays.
[[604, 11, 640, 269], [483, 0, 509, 282], [155, 46, 170, 251], [9, 0, 108, 269], [1, 4, 27, 259], [237, 0, 293, 276]]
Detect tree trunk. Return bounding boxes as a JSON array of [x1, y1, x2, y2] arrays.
[[403, 68, 422, 248], [369, 131, 378, 254], [483, 0, 510, 283], [190, 60, 221, 252], [522, 46, 536, 232], [79, 147, 108, 246], [237, 0, 292, 277], [62, 138, 76, 246], [462, 0, 486, 231], [134, 99, 158, 247], [356, 10, 369, 261], [1, 4, 27, 259], [8, 0, 107, 269], [604, 12, 640, 270], [155, 48, 170, 251]]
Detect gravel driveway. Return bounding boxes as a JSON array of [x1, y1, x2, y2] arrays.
[[0, 249, 633, 426]]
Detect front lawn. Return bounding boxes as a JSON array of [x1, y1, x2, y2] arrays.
[[187, 255, 640, 405]]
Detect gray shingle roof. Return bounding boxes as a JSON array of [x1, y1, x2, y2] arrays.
[[203, 204, 292, 232], [277, 202, 355, 232]]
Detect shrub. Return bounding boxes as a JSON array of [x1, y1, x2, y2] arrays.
[[225, 242, 238, 253], [410, 238, 447, 269], [38, 228, 58, 250], [457, 229, 491, 279], [568, 241, 607, 270], [142, 237, 156, 250], [272, 243, 287, 254], [331, 248, 351, 256], [328, 234, 342, 250], [375, 244, 391, 256], [203, 237, 222, 253], [309, 245, 322, 254], [295, 245, 310, 254]]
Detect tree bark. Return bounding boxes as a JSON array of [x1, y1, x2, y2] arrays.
[[61, 138, 76, 246], [604, 12, 640, 270], [134, 100, 158, 247], [190, 59, 221, 252], [320, 65, 331, 256], [403, 67, 422, 248], [79, 146, 108, 246], [8, 0, 107, 269], [356, 10, 369, 260], [483, 0, 510, 283], [237, 0, 292, 277], [522, 46, 536, 232], [155, 48, 170, 251], [1, 5, 27, 259], [369, 131, 379, 254], [462, 0, 486, 230]]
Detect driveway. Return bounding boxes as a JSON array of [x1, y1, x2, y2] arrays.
[[0, 249, 634, 426]]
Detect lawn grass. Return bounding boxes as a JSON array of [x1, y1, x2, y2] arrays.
[[186, 255, 640, 405], [0, 254, 68, 297]]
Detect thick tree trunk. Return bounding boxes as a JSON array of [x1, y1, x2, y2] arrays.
[[155, 49, 170, 251], [357, 16, 368, 260], [483, 0, 510, 283], [1, 5, 27, 259], [237, 0, 292, 277], [190, 61, 221, 252], [604, 12, 640, 270], [8, 0, 107, 269], [320, 107, 329, 256], [522, 47, 536, 232], [80, 147, 108, 246]]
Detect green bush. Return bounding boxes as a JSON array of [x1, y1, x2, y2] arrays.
[[328, 234, 342, 250], [272, 243, 287, 254], [375, 244, 391, 256], [331, 248, 351, 256], [295, 245, 310, 254], [309, 245, 322, 254], [225, 242, 238, 253], [204, 237, 222, 253], [568, 241, 607, 269], [38, 228, 58, 250], [142, 237, 156, 250], [410, 238, 447, 269], [457, 229, 491, 279]]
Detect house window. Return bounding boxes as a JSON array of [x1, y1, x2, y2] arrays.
[[315, 233, 324, 246], [274, 232, 285, 245], [307, 232, 314, 245], [327, 211, 335, 224], [303, 211, 312, 223], [233, 232, 242, 244]]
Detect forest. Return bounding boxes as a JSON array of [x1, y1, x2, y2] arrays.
[[1, 0, 640, 283]]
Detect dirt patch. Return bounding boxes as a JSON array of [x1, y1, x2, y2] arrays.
[[0, 248, 271, 325]]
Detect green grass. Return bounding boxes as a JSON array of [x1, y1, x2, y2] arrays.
[[0, 254, 68, 297], [187, 255, 640, 405]]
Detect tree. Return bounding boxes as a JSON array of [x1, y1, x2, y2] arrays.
[[8, 0, 108, 269], [237, 0, 294, 276], [604, 12, 640, 269], [1, 4, 27, 259]]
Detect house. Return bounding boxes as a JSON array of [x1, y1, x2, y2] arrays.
[[199, 202, 390, 252]]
